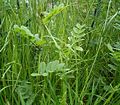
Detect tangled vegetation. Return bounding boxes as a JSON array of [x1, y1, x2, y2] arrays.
[[0, 0, 120, 105]]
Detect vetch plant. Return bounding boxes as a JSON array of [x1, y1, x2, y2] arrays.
[[42, 3, 68, 24], [66, 23, 86, 55], [31, 60, 65, 77], [107, 42, 120, 62], [15, 81, 37, 105], [1, 0, 120, 104], [70, 23, 86, 51], [13, 25, 46, 46]]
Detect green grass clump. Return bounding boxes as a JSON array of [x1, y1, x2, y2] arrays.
[[0, 0, 120, 105]]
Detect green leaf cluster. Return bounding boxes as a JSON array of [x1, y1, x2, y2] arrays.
[[15, 81, 36, 105], [31, 60, 65, 77], [13, 25, 46, 46], [67, 23, 86, 52], [43, 3, 67, 24]]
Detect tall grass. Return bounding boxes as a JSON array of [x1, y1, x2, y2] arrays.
[[0, 0, 120, 105]]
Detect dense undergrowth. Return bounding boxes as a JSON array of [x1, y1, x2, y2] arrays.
[[0, 0, 120, 105]]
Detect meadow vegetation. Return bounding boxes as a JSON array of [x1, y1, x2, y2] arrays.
[[0, 0, 120, 105]]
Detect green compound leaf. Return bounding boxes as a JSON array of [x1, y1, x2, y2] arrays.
[[13, 25, 46, 46], [14, 25, 34, 38], [31, 60, 65, 77], [43, 4, 67, 24]]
